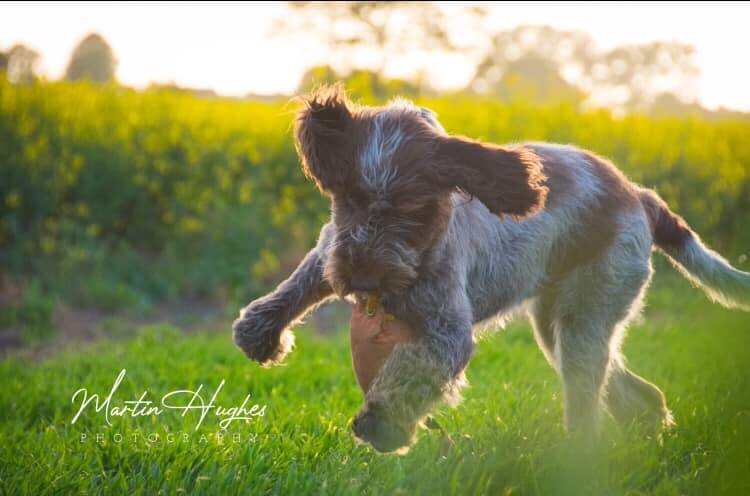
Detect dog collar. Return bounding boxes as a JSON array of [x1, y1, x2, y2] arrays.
[[364, 291, 396, 321], [365, 292, 380, 317]]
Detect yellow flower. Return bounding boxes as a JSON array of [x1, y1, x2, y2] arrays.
[[239, 182, 253, 204], [251, 249, 280, 280], [5, 191, 21, 209], [178, 217, 203, 234], [41, 237, 55, 254], [77, 203, 90, 218]]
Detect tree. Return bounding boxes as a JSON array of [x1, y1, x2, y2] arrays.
[[0, 50, 8, 73], [472, 25, 699, 112], [472, 26, 593, 103], [65, 33, 117, 83], [6, 44, 39, 84], [281, 2, 448, 74], [590, 41, 698, 111], [295, 65, 420, 101], [279, 2, 485, 95], [474, 54, 585, 105], [296, 65, 340, 94]]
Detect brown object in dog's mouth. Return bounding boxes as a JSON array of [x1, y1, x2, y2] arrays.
[[350, 299, 455, 451], [349, 299, 417, 394]]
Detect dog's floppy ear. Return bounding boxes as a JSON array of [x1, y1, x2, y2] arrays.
[[432, 135, 548, 217], [294, 85, 354, 194]]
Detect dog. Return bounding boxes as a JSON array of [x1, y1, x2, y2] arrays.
[[232, 85, 750, 453]]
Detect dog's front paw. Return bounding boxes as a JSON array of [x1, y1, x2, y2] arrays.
[[352, 404, 416, 454], [232, 302, 294, 366]]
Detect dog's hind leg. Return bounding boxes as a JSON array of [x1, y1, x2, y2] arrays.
[[553, 235, 654, 434], [602, 285, 673, 432], [603, 360, 673, 431], [598, 276, 673, 430], [529, 284, 561, 370]]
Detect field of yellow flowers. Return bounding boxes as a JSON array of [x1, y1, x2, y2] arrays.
[[1, 79, 749, 340]]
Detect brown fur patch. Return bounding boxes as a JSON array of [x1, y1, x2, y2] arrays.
[[639, 189, 693, 249], [583, 150, 641, 210], [294, 85, 358, 194], [432, 137, 548, 218], [532, 147, 640, 277]]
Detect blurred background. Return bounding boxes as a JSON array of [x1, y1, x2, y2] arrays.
[[1, 2, 749, 349]]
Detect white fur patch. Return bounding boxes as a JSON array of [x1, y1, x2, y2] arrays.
[[360, 109, 407, 192]]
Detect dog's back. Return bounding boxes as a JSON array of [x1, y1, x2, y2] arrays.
[[448, 142, 750, 323]]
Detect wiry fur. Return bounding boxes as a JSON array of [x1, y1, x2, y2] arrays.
[[233, 86, 750, 453], [353, 342, 466, 453], [640, 189, 750, 310], [233, 223, 335, 364]]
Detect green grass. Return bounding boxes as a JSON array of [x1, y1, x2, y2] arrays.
[[1, 272, 749, 495]]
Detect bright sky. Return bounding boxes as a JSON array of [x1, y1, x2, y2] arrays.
[[1, 2, 749, 110]]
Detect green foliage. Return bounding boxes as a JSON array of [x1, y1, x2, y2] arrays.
[[0, 79, 327, 308], [1, 278, 749, 494], [1, 80, 749, 313], [0, 280, 55, 341], [297, 65, 422, 102]]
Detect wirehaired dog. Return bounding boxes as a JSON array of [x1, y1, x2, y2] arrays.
[[233, 85, 750, 453]]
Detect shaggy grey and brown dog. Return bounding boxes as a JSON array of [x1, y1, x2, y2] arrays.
[[233, 85, 750, 453]]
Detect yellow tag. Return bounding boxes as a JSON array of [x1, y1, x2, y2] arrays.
[[365, 292, 381, 317]]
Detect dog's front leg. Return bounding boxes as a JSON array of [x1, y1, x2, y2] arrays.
[[232, 224, 334, 366], [352, 305, 474, 453]]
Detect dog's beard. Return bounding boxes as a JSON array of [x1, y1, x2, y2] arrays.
[[324, 240, 419, 299]]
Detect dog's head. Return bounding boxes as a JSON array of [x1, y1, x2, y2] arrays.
[[295, 85, 547, 299]]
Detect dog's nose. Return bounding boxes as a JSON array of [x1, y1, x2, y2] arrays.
[[352, 410, 411, 453], [349, 273, 380, 292], [352, 411, 378, 440]]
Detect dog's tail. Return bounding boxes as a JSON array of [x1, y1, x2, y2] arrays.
[[639, 189, 750, 311]]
